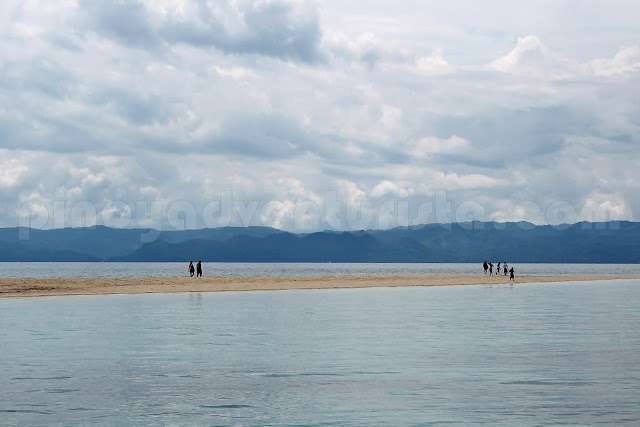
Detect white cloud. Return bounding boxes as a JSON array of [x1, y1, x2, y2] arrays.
[[412, 136, 470, 158], [338, 180, 368, 201], [589, 45, 640, 77], [488, 35, 579, 80], [414, 49, 452, 75], [212, 66, 258, 80], [490, 36, 548, 72], [431, 172, 500, 191], [380, 105, 402, 130], [0, 158, 28, 188], [1, 0, 640, 229]]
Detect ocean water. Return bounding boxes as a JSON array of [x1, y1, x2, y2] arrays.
[[1, 280, 640, 425], [1, 261, 640, 278]]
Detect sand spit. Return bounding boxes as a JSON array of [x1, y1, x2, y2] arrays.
[[1, 274, 639, 298]]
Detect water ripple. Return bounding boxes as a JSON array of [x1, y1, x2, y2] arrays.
[[199, 404, 253, 409], [0, 409, 52, 415], [501, 380, 594, 386], [2, 279, 640, 425], [11, 376, 73, 381]]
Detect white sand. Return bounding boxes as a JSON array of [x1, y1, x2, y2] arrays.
[[1, 274, 639, 298]]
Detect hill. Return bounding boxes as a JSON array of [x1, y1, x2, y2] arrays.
[[0, 222, 638, 263]]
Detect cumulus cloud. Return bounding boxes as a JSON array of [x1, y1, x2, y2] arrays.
[[80, 0, 323, 61], [412, 136, 470, 158], [414, 49, 452, 75], [1, 1, 640, 230], [490, 36, 550, 73], [0, 157, 28, 188], [589, 46, 640, 77]]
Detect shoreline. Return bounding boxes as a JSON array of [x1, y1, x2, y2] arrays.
[[1, 274, 639, 298]]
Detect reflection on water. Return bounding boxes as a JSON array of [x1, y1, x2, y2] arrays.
[[1, 280, 640, 425], [187, 292, 203, 307]]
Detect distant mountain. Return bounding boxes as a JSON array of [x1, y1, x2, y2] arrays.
[[0, 222, 638, 263], [0, 226, 148, 260], [112, 231, 428, 262], [369, 221, 640, 263], [0, 226, 282, 261], [0, 239, 97, 262]]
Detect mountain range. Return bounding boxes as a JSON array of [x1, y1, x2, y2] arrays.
[[0, 221, 638, 263]]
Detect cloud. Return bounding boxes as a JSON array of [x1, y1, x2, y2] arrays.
[[490, 36, 548, 72], [2, 1, 640, 230], [0, 157, 28, 188], [80, 0, 323, 61], [430, 171, 501, 191], [589, 45, 640, 77], [80, 1, 159, 48], [370, 180, 400, 198], [413, 49, 453, 75], [412, 136, 470, 158], [201, 113, 310, 159], [488, 35, 580, 80]]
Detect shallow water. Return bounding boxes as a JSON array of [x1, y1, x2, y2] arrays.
[[1, 261, 640, 278], [1, 280, 640, 425]]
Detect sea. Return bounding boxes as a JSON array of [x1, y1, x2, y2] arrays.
[[1, 263, 640, 426], [1, 261, 640, 279]]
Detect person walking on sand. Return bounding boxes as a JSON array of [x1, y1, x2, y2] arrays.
[[189, 261, 195, 277], [483, 261, 488, 274], [503, 262, 508, 276], [196, 260, 202, 277], [489, 262, 493, 276], [509, 267, 515, 281], [497, 262, 501, 273]]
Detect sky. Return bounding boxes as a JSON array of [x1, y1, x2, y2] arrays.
[[1, 0, 639, 232]]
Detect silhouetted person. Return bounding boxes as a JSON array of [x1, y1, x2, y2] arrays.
[[503, 262, 508, 276], [489, 262, 493, 276], [483, 261, 488, 274], [509, 267, 515, 281], [196, 260, 202, 277], [189, 261, 195, 277]]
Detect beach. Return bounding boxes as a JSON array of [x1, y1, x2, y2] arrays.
[[1, 274, 639, 298]]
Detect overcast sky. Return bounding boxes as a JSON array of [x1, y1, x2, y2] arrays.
[[1, 0, 639, 232]]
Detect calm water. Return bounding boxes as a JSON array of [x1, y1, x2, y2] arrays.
[[1, 280, 640, 425], [1, 262, 640, 278]]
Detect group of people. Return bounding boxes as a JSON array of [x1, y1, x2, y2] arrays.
[[483, 260, 514, 281], [188, 260, 203, 277]]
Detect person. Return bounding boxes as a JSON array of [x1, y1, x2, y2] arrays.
[[189, 261, 195, 277], [196, 260, 202, 277], [489, 262, 493, 276], [483, 261, 488, 274], [497, 262, 501, 272], [503, 262, 508, 276], [509, 266, 515, 281]]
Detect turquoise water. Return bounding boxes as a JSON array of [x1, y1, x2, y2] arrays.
[[0, 280, 640, 426], [2, 280, 640, 425], [2, 262, 640, 278]]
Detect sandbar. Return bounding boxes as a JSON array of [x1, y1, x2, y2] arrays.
[[1, 274, 639, 298]]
